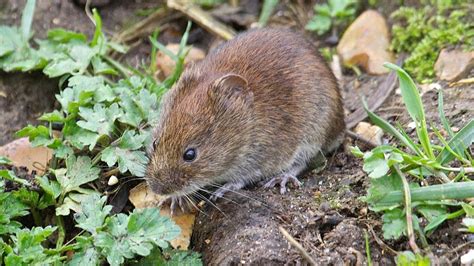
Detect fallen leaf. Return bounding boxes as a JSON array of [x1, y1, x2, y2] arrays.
[[129, 182, 196, 250], [0, 137, 52, 174]]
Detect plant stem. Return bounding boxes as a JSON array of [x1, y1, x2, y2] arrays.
[[395, 165, 420, 254], [1, 170, 32, 187], [365, 230, 373, 266], [439, 167, 473, 174], [56, 215, 66, 249], [103, 55, 131, 78], [373, 181, 474, 206], [31, 207, 42, 226]]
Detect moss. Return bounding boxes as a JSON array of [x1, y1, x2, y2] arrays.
[[390, 3, 473, 82]]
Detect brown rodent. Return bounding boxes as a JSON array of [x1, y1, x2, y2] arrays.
[[146, 28, 345, 206]]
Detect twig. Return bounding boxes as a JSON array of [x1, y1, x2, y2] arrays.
[[113, 8, 173, 44], [279, 226, 317, 265], [395, 165, 420, 254], [366, 224, 398, 256], [167, 0, 236, 40], [345, 129, 377, 149], [102, 167, 120, 178]]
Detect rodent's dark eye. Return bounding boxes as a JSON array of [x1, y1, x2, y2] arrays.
[[183, 148, 197, 162]]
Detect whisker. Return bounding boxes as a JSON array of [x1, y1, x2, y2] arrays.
[[198, 186, 241, 206], [191, 185, 227, 218], [206, 182, 270, 209], [185, 193, 208, 217]]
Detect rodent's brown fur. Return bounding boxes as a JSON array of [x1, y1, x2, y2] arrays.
[[147, 28, 345, 197]]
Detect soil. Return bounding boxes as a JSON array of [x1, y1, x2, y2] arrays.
[[0, 0, 473, 265]]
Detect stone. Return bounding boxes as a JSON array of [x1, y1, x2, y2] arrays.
[[337, 10, 394, 75], [156, 44, 206, 79], [354, 122, 383, 145], [435, 48, 474, 81]]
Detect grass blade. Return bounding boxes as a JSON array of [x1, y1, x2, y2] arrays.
[[91, 9, 104, 47], [437, 120, 474, 165], [437, 89, 454, 138], [384, 62, 425, 123], [384, 62, 434, 158], [20, 0, 36, 40], [363, 99, 423, 157], [258, 0, 279, 26]]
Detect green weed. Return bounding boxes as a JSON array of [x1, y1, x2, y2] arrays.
[[390, 3, 473, 82], [305, 0, 357, 36], [0, 0, 201, 265], [352, 63, 473, 257]]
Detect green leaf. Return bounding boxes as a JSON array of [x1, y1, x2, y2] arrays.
[[462, 218, 474, 233], [3, 226, 61, 265], [364, 173, 403, 211], [382, 208, 407, 239], [95, 208, 180, 266], [384, 62, 433, 158], [437, 89, 454, 138], [396, 251, 431, 266], [47, 28, 87, 43], [101, 147, 148, 177], [0, 193, 29, 235], [0, 156, 11, 164], [16, 125, 50, 146], [0, 27, 18, 57], [54, 155, 100, 194], [462, 203, 474, 217], [90, 9, 104, 48], [437, 120, 474, 164], [74, 194, 112, 234], [305, 15, 332, 35], [43, 43, 98, 77], [77, 103, 122, 136], [363, 99, 423, 156], [20, 0, 36, 40], [39, 110, 65, 122], [56, 190, 100, 216], [67, 246, 100, 266], [91, 56, 117, 75]]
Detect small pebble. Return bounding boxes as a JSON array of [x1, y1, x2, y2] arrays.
[[461, 249, 474, 265], [107, 175, 118, 186]]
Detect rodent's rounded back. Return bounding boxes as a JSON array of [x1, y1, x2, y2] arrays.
[[147, 28, 345, 196]]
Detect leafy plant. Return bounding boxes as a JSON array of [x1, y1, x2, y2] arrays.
[[352, 63, 473, 255], [390, 3, 474, 82], [0, 0, 201, 264], [305, 0, 357, 36]]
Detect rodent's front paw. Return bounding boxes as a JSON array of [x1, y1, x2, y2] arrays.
[[263, 173, 302, 194]]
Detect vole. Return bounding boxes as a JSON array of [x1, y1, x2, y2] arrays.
[[146, 28, 345, 209]]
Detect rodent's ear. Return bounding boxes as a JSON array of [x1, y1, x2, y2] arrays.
[[209, 74, 253, 108]]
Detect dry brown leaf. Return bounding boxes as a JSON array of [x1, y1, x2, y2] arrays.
[[129, 182, 196, 250], [0, 137, 52, 174]]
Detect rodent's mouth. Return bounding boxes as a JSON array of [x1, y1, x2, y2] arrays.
[[147, 178, 203, 198]]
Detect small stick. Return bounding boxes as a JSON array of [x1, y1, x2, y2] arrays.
[[114, 8, 173, 44], [167, 0, 236, 40], [345, 130, 377, 149], [366, 224, 398, 256], [279, 226, 317, 265]]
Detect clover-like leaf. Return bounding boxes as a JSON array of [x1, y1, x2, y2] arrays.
[[54, 155, 100, 194]]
